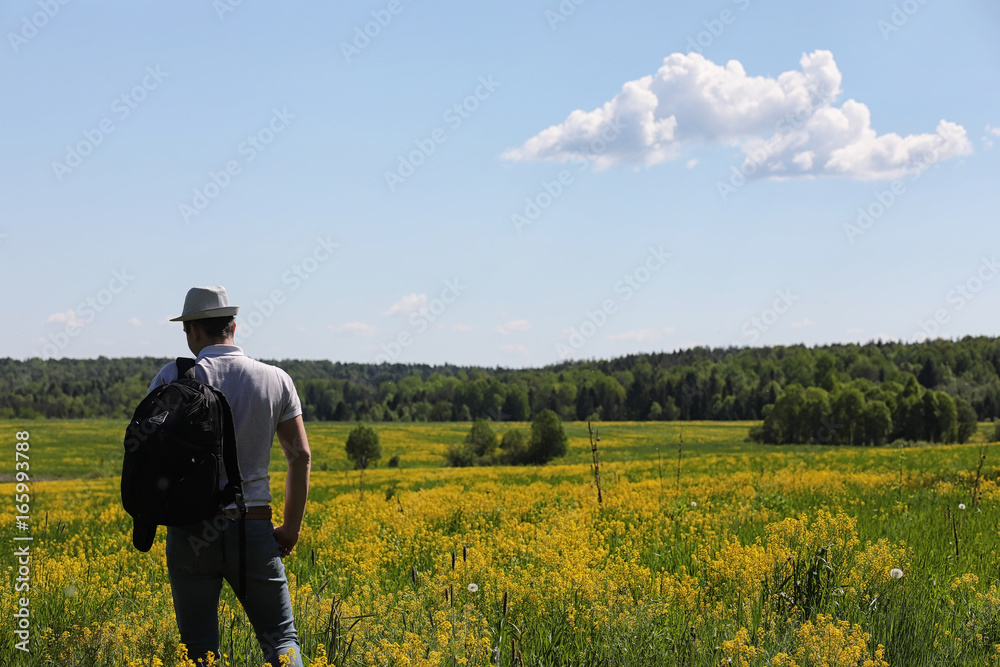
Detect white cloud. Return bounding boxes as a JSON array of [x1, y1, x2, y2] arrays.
[[984, 125, 1000, 149], [686, 158, 698, 169], [383, 294, 427, 317], [846, 327, 864, 334], [791, 319, 815, 328], [493, 319, 533, 335], [504, 50, 971, 181], [331, 322, 378, 337], [46, 309, 84, 327], [500, 344, 531, 357], [128, 317, 142, 327]]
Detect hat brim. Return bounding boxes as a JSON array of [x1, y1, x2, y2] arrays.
[[132, 521, 157, 552], [169, 306, 240, 322]]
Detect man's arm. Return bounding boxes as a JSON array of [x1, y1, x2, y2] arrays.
[[273, 415, 311, 557]]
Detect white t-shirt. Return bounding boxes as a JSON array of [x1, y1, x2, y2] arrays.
[[148, 344, 303, 507]]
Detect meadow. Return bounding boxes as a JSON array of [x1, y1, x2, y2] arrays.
[[2, 419, 1000, 666]]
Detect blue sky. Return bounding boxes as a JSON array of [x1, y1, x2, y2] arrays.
[[3, 0, 999, 367]]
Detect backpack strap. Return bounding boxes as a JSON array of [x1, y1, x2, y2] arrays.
[[176, 357, 197, 380], [216, 394, 246, 514], [215, 389, 248, 599]]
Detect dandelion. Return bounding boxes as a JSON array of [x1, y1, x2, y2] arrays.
[[959, 503, 966, 510], [467, 583, 479, 593], [890, 568, 904, 579], [691, 501, 697, 507]]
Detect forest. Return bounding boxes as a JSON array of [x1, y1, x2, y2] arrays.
[[3, 337, 1000, 439]]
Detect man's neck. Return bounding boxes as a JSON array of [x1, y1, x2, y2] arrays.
[[192, 338, 235, 356]]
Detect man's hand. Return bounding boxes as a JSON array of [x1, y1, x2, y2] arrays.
[[273, 524, 299, 558]]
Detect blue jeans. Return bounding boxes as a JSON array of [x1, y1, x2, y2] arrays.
[[166, 517, 302, 667]]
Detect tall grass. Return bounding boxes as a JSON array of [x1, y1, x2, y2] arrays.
[[0, 420, 998, 665]]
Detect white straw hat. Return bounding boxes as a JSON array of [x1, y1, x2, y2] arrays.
[[169, 286, 240, 322]]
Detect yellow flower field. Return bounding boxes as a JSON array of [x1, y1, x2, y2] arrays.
[[2, 420, 999, 666]]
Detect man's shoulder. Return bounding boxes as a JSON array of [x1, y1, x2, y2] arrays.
[[148, 360, 179, 393], [231, 355, 297, 387]]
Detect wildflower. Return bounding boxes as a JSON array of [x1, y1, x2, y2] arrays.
[[890, 568, 904, 579], [691, 501, 697, 507], [467, 583, 479, 593], [959, 503, 966, 510]]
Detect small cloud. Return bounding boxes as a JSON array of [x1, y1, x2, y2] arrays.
[[846, 327, 864, 334], [493, 319, 533, 335], [128, 317, 142, 327], [500, 344, 531, 357], [791, 319, 815, 328], [46, 309, 84, 327], [984, 125, 1000, 149], [383, 294, 427, 317], [686, 158, 698, 169], [331, 322, 379, 337]]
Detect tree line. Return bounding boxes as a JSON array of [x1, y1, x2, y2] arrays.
[[3, 337, 1000, 433], [749, 375, 979, 445]]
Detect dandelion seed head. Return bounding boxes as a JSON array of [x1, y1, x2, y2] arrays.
[[467, 583, 479, 593], [691, 501, 697, 507], [890, 568, 904, 580], [959, 503, 966, 510]]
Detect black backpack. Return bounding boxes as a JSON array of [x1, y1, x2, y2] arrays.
[[122, 357, 247, 552]]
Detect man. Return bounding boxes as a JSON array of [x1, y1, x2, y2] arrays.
[[148, 285, 311, 666]]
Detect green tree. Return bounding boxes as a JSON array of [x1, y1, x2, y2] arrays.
[[526, 409, 568, 464], [499, 429, 528, 465], [801, 387, 832, 444], [861, 400, 892, 446], [832, 387, 865, 446], [345, 424, 381, 470], [955, 397, 978, 444], [465, 418, 498, 458]]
